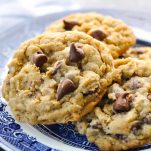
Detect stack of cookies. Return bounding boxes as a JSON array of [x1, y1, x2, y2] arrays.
[[2, 12, 151, 151]]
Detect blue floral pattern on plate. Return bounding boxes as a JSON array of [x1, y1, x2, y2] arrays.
[[34, 124, 99, 150]]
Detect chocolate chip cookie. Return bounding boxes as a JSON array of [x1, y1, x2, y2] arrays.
[[2, 31, 115, 124], [115, 46, 151, 78], [124, 47, 151, 61], [45, 12, 136, 58], [76, 59, 151, 151], [114, 57, 151, 78]]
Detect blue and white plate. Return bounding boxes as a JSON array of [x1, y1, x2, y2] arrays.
[[0, 9, 151, 151]]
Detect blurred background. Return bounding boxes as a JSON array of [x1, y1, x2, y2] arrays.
[[0, 1, 151, 150], [1, 0, 151, 15], [0, 0, 151, 35]]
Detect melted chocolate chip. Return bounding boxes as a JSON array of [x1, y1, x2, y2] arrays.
[[113, 93, 130, 112], [113, 134, 127, 140], [90, 29, 107, 41], [141, 117, 150, 124], [57, 79, 76, 100], [69, 43, 84, 63], [147, 93, 151, 101], [77, 62, 82, 69], [91, 124, 102, 129], [63, 20, 80, 30], [52, 60, 63, 75], [99, 94, 112, 109], [87, 119, 92, 123], [33, 51, 47, 67], [131, 121, 142, 135]]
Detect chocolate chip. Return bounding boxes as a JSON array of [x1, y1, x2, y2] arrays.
[[52, 60, 63, 75], [69, 43, 84, 63], [131, 121, 142, 135], [131, 77, 142, 90], [99, 94, 111, 108], [113, 134, 127, 140], [91, 123, 102, 129], [87, 119, 92, 123], [147, 93, 151, 101], [57, 79, 76, 100], [90, 29, 107, 41], [63, 20, 80, 30], [33, 51, 47, 67], [113, 93, 130, 112], [77, 62, 82, 69], [141, 118, 150, 124]]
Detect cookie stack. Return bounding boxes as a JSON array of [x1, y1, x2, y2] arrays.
[[2, 12, 151, 151]]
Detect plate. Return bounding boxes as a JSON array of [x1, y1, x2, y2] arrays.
[[0, 9, 151, 151]]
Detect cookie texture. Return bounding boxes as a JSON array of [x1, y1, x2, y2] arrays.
[[124, 47, 151, 61], [45, 12, 136, 58], [76, 59, 151, 151], [2, 31, 114, 124], [114, 57, 151, 78], [117, 47, 151, 77]]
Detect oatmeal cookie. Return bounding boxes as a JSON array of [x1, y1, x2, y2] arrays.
[[124, 47, 151, 61], [2, 31, 114, 124], [77, 59, 151, 151], [45, 12, 136, 58]]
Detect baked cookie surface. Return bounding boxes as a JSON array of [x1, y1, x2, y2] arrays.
[[76, 59, 151, 151], [77, 77, 151, 151], [2, 31, 114, 124], [124, 47, 151, 61], [45, 12, 136, 58], [114, 57, 151, 78], [119, 46, 151, 77]]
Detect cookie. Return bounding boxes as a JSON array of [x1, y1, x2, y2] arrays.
[[2, 31, 115, 124], [114, 57, 151, 78], [45, 12, 136, 58], [124, 47, 151, 61], [76, 59, 151, 151], [116, 46, 151, 77]]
